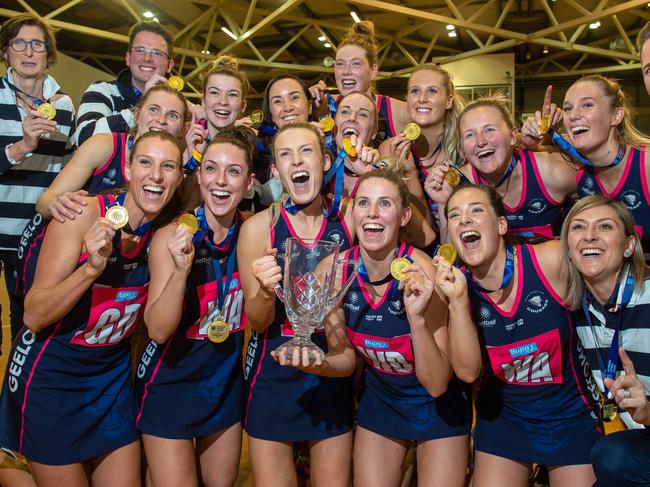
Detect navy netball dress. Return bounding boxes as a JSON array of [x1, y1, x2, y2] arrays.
[[469, 244, 601, 465], [243, 203, 355, 441], [0, 195, 148, 465], [136, 210, 246, 438], [577, 146, 650, 251], [470, 149, 566, 241], [341, 243, 471, 440]]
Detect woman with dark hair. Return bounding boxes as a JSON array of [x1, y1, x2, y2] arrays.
[[436, 184, 601, 486], [561, 195, 650, 486], [0, 131, 184, 486], [136, 127, 255, 487]]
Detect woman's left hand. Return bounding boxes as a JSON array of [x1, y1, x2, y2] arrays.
[[400, 264, 433, 319], [271, 346, 325, 374], [604, 347, 650, 425]]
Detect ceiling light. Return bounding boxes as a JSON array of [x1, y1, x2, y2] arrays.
[[318, 35, 326, 42], [201, 50, 211, 55], [542, 45, 549, 54], [589, 21, 601, 29], [448, 30, 457, 38], [143, 11, 154, 18], [350, 11, 361, 23], [221, 27, 238, 40], [446, 24, 455, 30], [324, 42, 332, 48]]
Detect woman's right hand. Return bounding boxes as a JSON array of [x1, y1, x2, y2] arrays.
[[185, 114, 208, 155], [520, 85, 563, 148], [308, 80, 327, 108], [84, 218, 117, 276], [49, 190, 89, 223], [251, 248, 282, 293], [167, 224, 195, 274], [424, 163, 455, 204], [22, 109, 57, 151], [433, 256, 467, 303]]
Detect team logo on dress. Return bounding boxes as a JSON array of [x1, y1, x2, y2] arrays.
[[621, 190, 642, 210], [344, 291, 360, 311], [527, 198, 548, 214], [348, 291, 358, 303], [325, 229, 343, 244], [195, 247, 210, 264], [505, 318, 524, 331], [581, 175, 595, 195], [478, 305, 496, 327], [389, 298, 404, 315], [102, 168, 117, 187], [525, 291, 549, 313]]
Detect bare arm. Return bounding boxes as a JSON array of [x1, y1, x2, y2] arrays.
[[144, 223, 194, 344]]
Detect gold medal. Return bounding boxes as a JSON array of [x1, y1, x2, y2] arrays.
[[319, 115, 335, 133], [178, 213, 199, 234], [37, 102, 56, 120], [192, 149, 202, 164], [105, 205, 129, 228], [444, 166, 461, 187], [207, 320, 230, 343], [404, 122, 421, 141], [601, 398, 619, 422], [324, 86, 339, 93], [250, 109, 264, 126], [436, 243, 457, 265], [342, 138, 357, 157], [539, 113, 551, 134], [168, 76, 185, 91], [390, 257, 412, 281]]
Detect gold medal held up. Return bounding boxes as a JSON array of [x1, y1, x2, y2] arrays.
[[319, 115, 335, 133], [168, 76, 185, 91], [390, 257, 412, 281], [444, 166, 462, 187], [178, 213, 199, 234], [250, 110, 264, 126], [207, 320, 230, 343], [601, 399, 619, 422], [342, 138, 357, 157], [404, 123, 421, 141], [539, 114, 551, 134], [436, 243, 457, 265], [105, 205, 129, 228], [37, 102, 56, 120]]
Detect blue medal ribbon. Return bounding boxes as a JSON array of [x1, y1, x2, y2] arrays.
[[477, 152, 519, 188], [549, 129, 626, 168], [326, 93, 338, 117], [463, 244, 516, 294], [581, 266, 635, 396], [111, 192, 152, 236], [357, 246, 409, 300], [323, 150, 347, 218], [3, 76, 46, 106]]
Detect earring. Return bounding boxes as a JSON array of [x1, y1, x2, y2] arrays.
[[624, 249, 632, 258]]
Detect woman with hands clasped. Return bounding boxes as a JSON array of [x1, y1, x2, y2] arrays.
[[435, 184, 601, 487], [0, 131, 184, 486], [427, 95, 575, 243], [338, 165, 470, 487], [559, 195, 650, 486], [135, 127, 256, 487]]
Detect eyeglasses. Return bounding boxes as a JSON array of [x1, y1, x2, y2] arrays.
[[9, 38, 47, 53], [130, 47, 169, 59]]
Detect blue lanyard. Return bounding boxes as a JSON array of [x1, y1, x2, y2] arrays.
[[132, 86, 143, 98], [357, 246, 408, 300], [477, 152, 519, 188], [258, 121, 277, 137], [326, 93, 338, 117], [463, 244, 516, 294], [3, 76, 46, 106], [323, 150, 347, 218], [581, 267, 635, 395], [282, 197, 327, 216], [549, 129, 626, 168], [112, 193, 152, 236]]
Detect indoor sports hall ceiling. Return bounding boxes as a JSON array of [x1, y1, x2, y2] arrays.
[[1, 0, 649, 98]]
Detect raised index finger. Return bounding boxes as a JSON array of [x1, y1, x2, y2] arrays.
[[619, 347, 637, 376], [543, 85, 553, 115]]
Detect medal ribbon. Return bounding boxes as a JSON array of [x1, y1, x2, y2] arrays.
[[581, 266, 635, 396], [326, 93, 338, 117], [357, 244, 410, 300], [549, 129, 626, 168], [463, 244, 516, 294], [113, 193, 152, 236], [477, 152, 519, 188], [3, 76, 47, 106], [323, 150, 347, 218]]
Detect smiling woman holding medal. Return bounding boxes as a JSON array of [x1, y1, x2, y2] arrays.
[[135, 126, 255, 487], [0, 130, 183, 486], [559, 195, 650, 486], [427, 96, 576, 244], [435, 184, 602, 487], [337, 165, 470, 487]]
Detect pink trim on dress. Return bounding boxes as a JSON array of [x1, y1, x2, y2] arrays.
[[244, 329, 269, 429], [528, 150, 563, 206], [503, 150, 527, 213], [595, 148, 634, 197], [136, 336, 175, 425], [92, 133, 119, 176], [480, 244, 524, 318], [526, 244, 568, 308]]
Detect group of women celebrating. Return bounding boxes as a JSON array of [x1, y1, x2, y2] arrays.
[[2, 10, 650, 487]]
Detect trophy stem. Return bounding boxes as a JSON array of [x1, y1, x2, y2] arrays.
[[273, 323, 324, 362]]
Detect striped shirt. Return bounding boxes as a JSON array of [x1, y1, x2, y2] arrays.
[[575, 269, 650, 429], [73, 68, 138, 146], [0, 69, 75, 251]]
